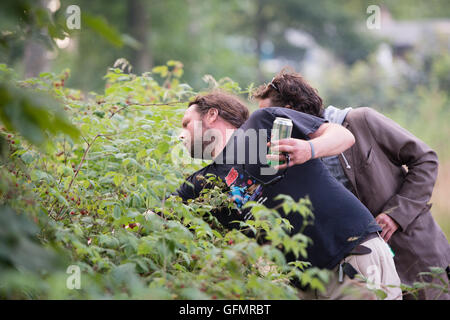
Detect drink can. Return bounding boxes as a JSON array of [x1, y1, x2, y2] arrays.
[[268, 117, 293, 166]]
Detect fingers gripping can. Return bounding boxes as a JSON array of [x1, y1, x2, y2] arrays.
[[268, 117, 293, 167]]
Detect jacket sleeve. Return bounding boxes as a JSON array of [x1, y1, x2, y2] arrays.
[[362, 108, 439, 231]]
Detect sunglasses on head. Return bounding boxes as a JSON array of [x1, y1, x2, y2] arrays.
[[268, 77, 279, 92]]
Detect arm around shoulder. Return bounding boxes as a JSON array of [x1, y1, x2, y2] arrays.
[[308, 122, 355, 158]]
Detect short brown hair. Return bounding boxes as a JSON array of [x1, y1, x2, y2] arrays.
[[252, 68, 324, 117], [188, 90, 249, 128]]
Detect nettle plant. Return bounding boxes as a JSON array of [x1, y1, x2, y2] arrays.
[[0, 59, 330, 299]]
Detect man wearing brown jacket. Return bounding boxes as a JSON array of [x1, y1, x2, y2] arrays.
[[254, 70, 450, 299]]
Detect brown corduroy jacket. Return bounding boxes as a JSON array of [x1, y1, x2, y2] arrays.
[[337, 107, 450, 286]]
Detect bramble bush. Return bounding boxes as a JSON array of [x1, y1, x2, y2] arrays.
[[1, 59, 447, 300], [0, 59, 330, 299]]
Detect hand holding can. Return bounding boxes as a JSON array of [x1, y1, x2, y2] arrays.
[[267, 117, 293, 167]]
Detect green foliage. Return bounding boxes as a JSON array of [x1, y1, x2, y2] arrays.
[[0, 0, 132, 52], [81, 13, 125, 48], [0, 205, 63, 274], [399, 267, 450, 300], [0, 60, 330, 299], [0, 0, 70, 49], [0, 65, 79, 148]]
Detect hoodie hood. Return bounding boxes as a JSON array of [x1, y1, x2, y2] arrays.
[[324, 105, 352, 125], [322, 105, 353, 170]]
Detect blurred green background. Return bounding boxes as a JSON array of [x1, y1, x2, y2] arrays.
[[1, 0, 449, 236]]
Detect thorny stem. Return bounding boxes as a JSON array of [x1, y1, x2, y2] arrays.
[[54, 134, 101, 220], [109, 100, 187, 119]]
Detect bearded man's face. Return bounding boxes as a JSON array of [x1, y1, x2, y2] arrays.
[[179, 105, 216, 159]]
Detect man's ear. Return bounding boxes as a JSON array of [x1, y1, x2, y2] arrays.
[[205, 108, 219, 124]]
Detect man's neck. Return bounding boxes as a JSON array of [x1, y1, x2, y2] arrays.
[[211, 123, 236, 158]]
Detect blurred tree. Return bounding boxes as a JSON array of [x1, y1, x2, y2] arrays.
[[0, 0, 69, 76], [228, 0, 380, 81], [6, 0, 374, 89], [127, 0, 152, 73], [2, 0, 448, 90], [0, 0, 137, 87]]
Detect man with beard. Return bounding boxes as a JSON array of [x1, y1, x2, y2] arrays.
[[174, 90, 402, 299]]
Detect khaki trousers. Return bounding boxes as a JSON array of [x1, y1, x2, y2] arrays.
[[299, 234, 403, 300]]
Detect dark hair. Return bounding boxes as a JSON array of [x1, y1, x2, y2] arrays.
[[252, 68, 324, 117], [188, 90, 249, 128]]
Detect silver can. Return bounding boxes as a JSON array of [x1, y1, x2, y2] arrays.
[[268, 117, 293, 166]]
